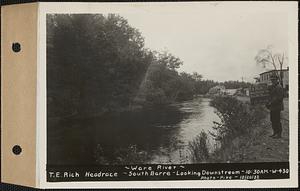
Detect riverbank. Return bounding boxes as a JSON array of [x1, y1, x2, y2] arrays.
[[235, 98, 289, 162], [191, 96, 289, 163]]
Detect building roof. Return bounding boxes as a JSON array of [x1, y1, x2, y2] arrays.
[[259, 69, 288, 76]]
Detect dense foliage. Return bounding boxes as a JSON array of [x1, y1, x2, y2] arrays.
[[220, 81, 252, 89], [47, 14, 191, 117], [48, 14, 152, 117]]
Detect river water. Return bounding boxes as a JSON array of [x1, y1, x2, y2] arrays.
[[48, 97, 220, 165], [150, 97, 220, 164]]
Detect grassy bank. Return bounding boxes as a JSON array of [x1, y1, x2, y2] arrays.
[[189, 96, 267, 163]]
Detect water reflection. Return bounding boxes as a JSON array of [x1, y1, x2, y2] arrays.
[[47, 97, 219, 165], [151, 98, 220, 164]]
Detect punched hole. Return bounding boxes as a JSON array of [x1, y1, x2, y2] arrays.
[[12, 42, 21, 52], [12, 145, 22, 155]]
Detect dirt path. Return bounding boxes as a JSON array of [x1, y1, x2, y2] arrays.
[[240, 98, 289, 162]]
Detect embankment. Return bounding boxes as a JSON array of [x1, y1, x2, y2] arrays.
[[189, 96, 272, 163]]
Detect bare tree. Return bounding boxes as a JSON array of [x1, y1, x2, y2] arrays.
[[255, 46, 287, 87]]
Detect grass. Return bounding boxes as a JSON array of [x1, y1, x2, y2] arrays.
[[188, 131, 210, 162], [94, 144, 149, 165]]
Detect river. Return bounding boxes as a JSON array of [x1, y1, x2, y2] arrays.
[[47, 97, 220, 165]]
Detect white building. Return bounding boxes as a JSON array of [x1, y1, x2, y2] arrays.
[[225, 89, 237, 96], [259, 68, 289, 90], [208, 85, 226, 95]]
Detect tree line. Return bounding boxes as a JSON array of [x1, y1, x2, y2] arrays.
[[47, 14, 250, 118]]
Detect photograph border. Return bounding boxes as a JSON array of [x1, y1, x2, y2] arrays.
[[37, 1, 298, 188]]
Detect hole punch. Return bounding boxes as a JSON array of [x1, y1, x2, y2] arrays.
[[12, 145, 22, 155], [12, 42, 21, 52]]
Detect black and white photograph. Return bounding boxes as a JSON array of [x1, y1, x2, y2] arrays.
[[42, 2, 297, 186]]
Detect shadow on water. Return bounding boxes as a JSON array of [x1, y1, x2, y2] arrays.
[[47, 98, 218, 165]]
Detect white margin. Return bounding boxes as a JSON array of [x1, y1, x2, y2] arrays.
[[37, 1, 298, 189], [36, 1, 41, 188]]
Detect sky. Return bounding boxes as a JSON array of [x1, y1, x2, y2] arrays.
[[118, 3, 289, 82]]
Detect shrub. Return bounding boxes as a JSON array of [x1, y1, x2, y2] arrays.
[[210, 96, 265, 144], [209, 96, 266, 162], [94, 144, 149, 165], [188, 131, 210, 163]]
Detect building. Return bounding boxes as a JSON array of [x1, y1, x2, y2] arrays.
[[236, 88, 250, 96], [208, 85, 226, 95], [259, 68, 289, 91], [225, 89, 237, 96]]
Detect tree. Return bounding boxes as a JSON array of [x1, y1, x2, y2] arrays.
[[141, 51, 188, 104], [47, 14, 210, 117], [47, 14, 152, 117], [192, 72, 203, 82], [255, 46, 287, 87], [153, 51, 183, 71]]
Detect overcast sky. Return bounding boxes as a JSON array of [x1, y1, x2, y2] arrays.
[[119, 4, 289, 82]]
